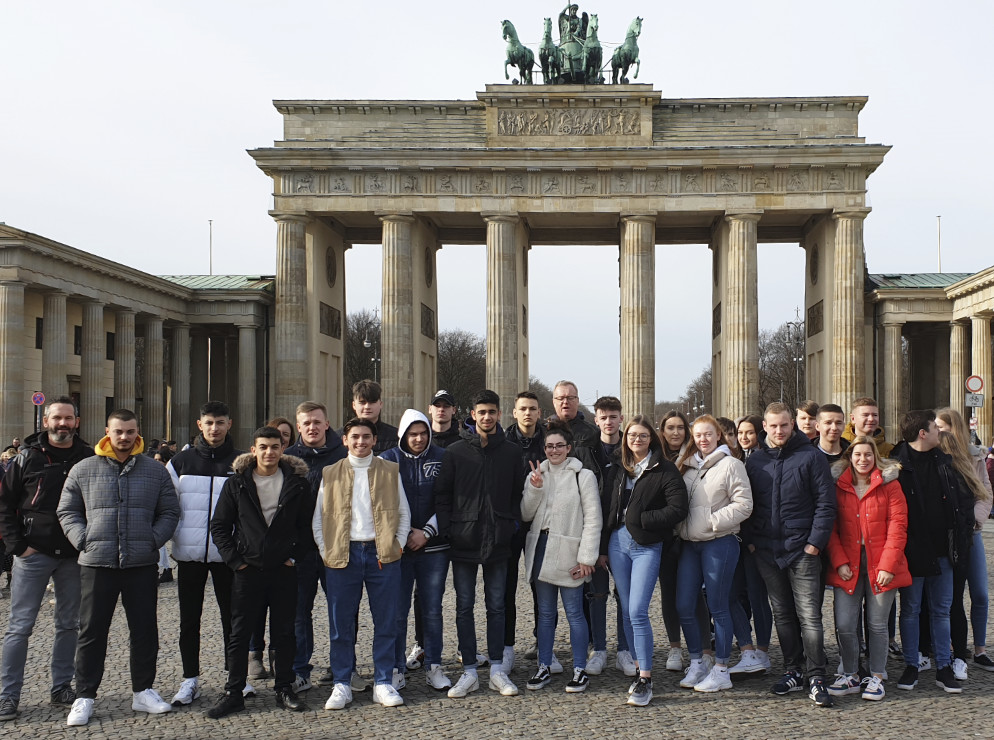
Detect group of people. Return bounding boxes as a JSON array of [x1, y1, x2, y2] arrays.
[[0, 382, 990, 726]]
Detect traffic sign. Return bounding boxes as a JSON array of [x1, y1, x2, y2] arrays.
[[966, 393, 984, 408], [31, 392, 45, 406], [970, 416, 979, 430], [966, 375, 984, 393]]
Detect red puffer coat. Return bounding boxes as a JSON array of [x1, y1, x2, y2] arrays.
[[826, 459, 911, 594]]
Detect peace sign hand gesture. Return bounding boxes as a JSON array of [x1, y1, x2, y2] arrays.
[[528, 459, 544, 488]]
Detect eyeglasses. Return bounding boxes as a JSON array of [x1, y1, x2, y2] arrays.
[[553, 395, 578, 403], [626, 433, 651, 442], [544, 442, 568, 451]]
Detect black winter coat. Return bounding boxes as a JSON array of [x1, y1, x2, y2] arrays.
[[601, 450, 688, 554]]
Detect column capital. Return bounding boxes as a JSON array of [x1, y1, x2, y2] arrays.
[[0, 280, 26, 288], [114, 306, 137, 316], [376, 212, 415, 223], [724, 211, 763, 224], [234, 321, 260, 330], [481, 212, 520, 225], [832, 208, 871, 221], [971, 310, 994, 320], [880, 318, 905, 327], [270, 211, 310, 225], [43, 289, 68, 298], [81, 297, 104, 307], [620, 213, 657, 225]]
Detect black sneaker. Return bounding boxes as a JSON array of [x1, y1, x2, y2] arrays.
[[974, 653, 994, 672], [206, 692, 245, 719], [626, 677, 652, 706], [896, 665, 918, 690], [315, 667, 335, 686], [50, 684, 77, 705], [935, 666, 963, 694], [0, 696, 18, 721], [158, 568, 173, 584], [565, 668, 589, 693], [771, 670, 804, 695], [276, 688, 307, 711], [808, 676, 834, 707], [526, 665, 552, 690]]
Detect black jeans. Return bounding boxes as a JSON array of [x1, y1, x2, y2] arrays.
[[75, 565, 159, 698], [225, 564, 298, 693], [177, 560, 233, 678]]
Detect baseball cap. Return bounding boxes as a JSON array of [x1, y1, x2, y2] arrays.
[[431, 390, 456, 406]]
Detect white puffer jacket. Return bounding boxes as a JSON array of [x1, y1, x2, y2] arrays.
[[677, 446, 753, 542]]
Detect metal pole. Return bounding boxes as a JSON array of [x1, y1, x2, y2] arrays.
[[937, 215, 941, 273], [209, 219, 213, 276]]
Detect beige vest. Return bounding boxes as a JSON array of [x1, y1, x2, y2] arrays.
[[319, 456, 402, 568]]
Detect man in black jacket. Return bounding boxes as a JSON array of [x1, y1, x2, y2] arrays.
[[342, 380, 399, 456], [0, 397, 92, 721], [435, 389, 525, 700], [207, 427, 312, 717]]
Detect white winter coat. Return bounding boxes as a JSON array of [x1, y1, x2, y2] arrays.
[[676, 446, 753, 542]]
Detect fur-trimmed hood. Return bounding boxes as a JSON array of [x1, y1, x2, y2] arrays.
[[831, 456, 901, 484], [231, 451, 309, 478]]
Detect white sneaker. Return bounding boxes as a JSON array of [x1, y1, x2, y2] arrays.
[[242, 682, 256, 698], [488, 670, 519, 696], [66, 698, 94, 726], [615, 650, 637, 676], [132, 688, 171, 714], [694, 665, 733, 692], [350, 671, 370, 692], [372, 683, 404, 707], [918, 653, 933, 671], [585, 650, 607, 675], [755, 650, 772, 671], [405, 642, 425, 670], [729, 649, 768, 674], [426, 664, 452, 690], [680, 658, 711, 688], [549, 654, 563, 674], [291, 674, 312, 692], [447, 671, 480, 698], [502, 645, 515, 673], [665, 647, 684, 671], [952, 657, 968, 681], [324, 683, 352, 710], [171, 677, 201, 706], [391, 668, 407, 690]]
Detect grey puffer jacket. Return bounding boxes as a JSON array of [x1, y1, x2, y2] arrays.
[[58, 442, 180, 569]]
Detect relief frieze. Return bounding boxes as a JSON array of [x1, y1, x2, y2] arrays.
[[497, 107, 640, 136]]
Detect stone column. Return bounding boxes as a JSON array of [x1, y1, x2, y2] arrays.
[[484, 214, 522, 413], [723, 213, 761, 417], [620, 215, 656, 418], [274, 215, 309, 415], [0, 281, 26, 446], [41, 292, 68, 399], [143, 318, 164, 440], [831, 210, 869, 415], [114, 308, 136, 409], [189, 332, 209, 435], [380, 214, 416, 422], [881, 320, 904, 444], [949, 321, 969, 412], [171, 323, 190, 446], [972, 313, 993, 445], [237, 324, 258, 447], [80, 300, 105, 445]]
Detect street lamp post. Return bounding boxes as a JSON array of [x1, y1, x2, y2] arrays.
[[786, 314, 805, 406], [362, 309, 381, 383]]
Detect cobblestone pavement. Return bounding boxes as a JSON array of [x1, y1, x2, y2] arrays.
[[2, 531, 992, 739]]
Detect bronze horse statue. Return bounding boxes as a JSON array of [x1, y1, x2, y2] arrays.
[[502, 20, 534, 84], [538, 18, 561, 84], [611, 16, 642, 84], [581, 13, 603, 84]]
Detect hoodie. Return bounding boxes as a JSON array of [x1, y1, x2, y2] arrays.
[[842, 422, 893, 458], [379, 409, 448, 552]]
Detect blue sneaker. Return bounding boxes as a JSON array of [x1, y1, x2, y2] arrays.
[[771, 670, 804, 695], [861, 676, 885, 701]]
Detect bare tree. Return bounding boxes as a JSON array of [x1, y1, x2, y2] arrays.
[[436, 329, 486, 416], [343, 309, 381, 415]]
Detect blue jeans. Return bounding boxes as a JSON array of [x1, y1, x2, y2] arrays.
[[609, 526, 663, 672], [900, 555, 954, 668], [677, 535, 740, 663], [451, 560, 507, 667], [536, 579, 588, 669], [0, 553, 81, 701], [729, 543, 773, 649], [325, 542, 401, 686], [586, 564, 628, 652], [396, 549, 449, 671], [293, 550, 322, 679], [952, 530, 988, 658]]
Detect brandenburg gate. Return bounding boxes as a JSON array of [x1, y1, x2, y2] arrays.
[[250, 84, 889, 423]]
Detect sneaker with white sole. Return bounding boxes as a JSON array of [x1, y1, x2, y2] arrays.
[[565, 668, 589, 693], [456, 650, 490, 667], [0, 696, 18, 721], [665, 647, 684, 671], [372, 683, 404, 707], [827, 673, 862, 696], [526, 665, 552, 690], [242, 682, 256, 698], [132, 688, 172, 714], [615, 650, 637, 676], [729, 649, 767, 674], [391, 669, 407, 690], [694, 664, 733, 692], [350, 671, 369, 692], [406, 642, 425, 671], [771, 669, 805, 695], [426, 664, 452, 690], [974, 653, 994, 672], [324, 683, 352, 710], [680, 658, 711, 688], [918, 653, 932, 671], [489, 670, 519, 696], [502, 645, 515, 673], [291, 674, 312, 693], [935, 665, 963, 693], [549, 654, 563, 674], [952, 657, 968, 681], [171, 677, 201, 706], [585, 650, 607, 675], [861, 675, 885, 701], [626, 676, 652, 706], [66, 697, 94, 726], [447, 671, 480, 698]]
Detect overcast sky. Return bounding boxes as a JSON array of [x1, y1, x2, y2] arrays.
[[4, 1, 991, 407]]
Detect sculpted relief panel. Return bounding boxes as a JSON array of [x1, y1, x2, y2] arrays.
[[497, 108, 640, 136]]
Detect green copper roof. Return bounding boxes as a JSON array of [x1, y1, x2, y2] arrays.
[[158, 275, 275, 291], [866, 273, 971, 290]]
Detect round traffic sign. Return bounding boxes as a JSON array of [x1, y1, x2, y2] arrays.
[[966, 375, 984, 393], [31, 392, 45, 406]]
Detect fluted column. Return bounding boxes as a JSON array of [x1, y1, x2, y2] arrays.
[[42, 291, 68, 398], [723, 213, 761, 417], [881, 320, 904, 444], [143, 318, 164, 439], [80, 300, 105, 444], [114, 308, 136, 409], [380, 214, 416, 422], [950, 321, 969, 412], [171, 323, 190, 446], [0, 281, 26, 447], [485, 215, 522, 413], [832, 210, 869, 415], [237, 324, 258, 447], [274, 215, 309, 414], [620, 215, 656, 418], [972, 314, 992, 445]]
